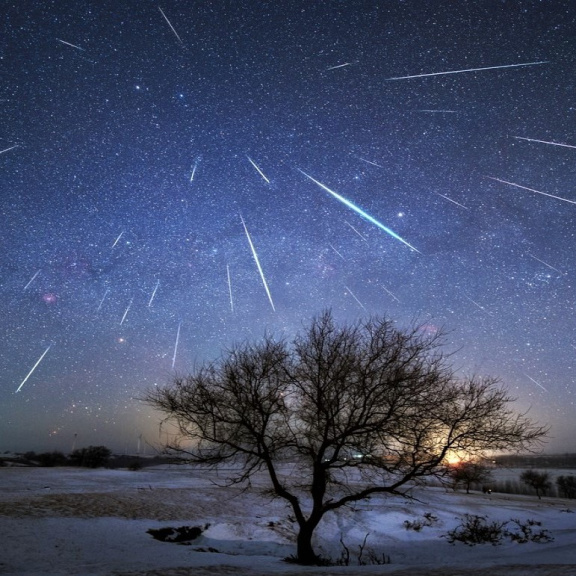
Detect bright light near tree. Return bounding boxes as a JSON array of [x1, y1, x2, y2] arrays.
[[444, 451, 466, 465]]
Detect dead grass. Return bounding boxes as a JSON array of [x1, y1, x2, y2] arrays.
[[0, 486, 246, 520]]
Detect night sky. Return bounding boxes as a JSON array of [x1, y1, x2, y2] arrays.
[[2, 1, 575, 454]]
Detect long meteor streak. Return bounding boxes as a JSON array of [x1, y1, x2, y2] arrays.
[[387, 60, 548, 80], [345, 286, 367, 311], [418, 109, 457, 113], [158, 7, 184, 46], [513, 136, 576, 150], [298, 169, 420, 253], [329, 243, 345, 260], [171, 322, 181, 369], [148, 280, 160, 307], [0, 144, 19, 155], [527, 253, 564, 275], [246, 156, 270, 184], [326, 62, 352, 70], [120, 298, 133, 325], [190, 161, 198, 182], [16, 346, 51, 393], [345, 221, 368, 242], [523, 373, 548, 392], [435, 192, 469, 210], [226, 265, 234, 312], [241, 216, 275, 311], [465, 295, 492, 316], [24, 270, 40, 290], [57, 38, 85, 51], [112, 231, 124, 248], [97, 288, 109, 312], [382, 285, 400, 303], [357, 156, 383, 168], [486, 176, 576, 205]]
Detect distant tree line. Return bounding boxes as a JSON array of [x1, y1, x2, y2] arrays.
[[448, 460, 576, 499], [20, 446, 112, 468], [493, 453, 576, 469], [519, 470, 576, 499], [0, 447, 174, 469], [0, 446, 112, 468]]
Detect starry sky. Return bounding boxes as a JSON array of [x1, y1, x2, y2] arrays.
[[2, 0, 575, 454]]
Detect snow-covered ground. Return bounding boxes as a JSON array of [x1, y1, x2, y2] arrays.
[[0, 464, 575, 575]]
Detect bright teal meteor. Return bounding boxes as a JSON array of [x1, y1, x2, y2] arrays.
[[298, 169, 420, 254]]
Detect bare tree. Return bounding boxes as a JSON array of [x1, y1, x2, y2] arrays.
[[520, 469, 552, 499], [556, 475, 576, 499], [145, 311, 547, 565], [449, 461, 493, 494]]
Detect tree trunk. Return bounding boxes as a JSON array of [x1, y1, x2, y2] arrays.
[[296, 523, 320, 565]]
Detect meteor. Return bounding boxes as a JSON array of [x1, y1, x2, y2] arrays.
[[357, 157, 383, 168], [148, 280, 160, 307], [387, 60, 548, 80], [57, 38, 85, 51], [382, 285, 400, 303], [111, 231, 124, 248], [513, 136, 576, 150], [246, 156, 270, 184], [523, 373, 548, 393], [417, 109, 457, 113], [329, 243, 345, 260], [171, 322, 181, 369], [226, 265, 234, 312], [486, 176, 576, 205], [527, 253, 564, 276], [435, 192, 469, 210], [158, 7, 184, 46], [0, 144, 19, 155], [97, 288, 109, 312], [190, 160, 198, 182], [345, 221, 368, 242], [24, 270, 40, 290], [120, 298, 133, 325], [15, 346, 51, 393], [464, 295, 492, 316], [298, 169, 420, 253], [326, 62, 352, 70], [345, 286, 367, 311], [240, 216, 275, 311]]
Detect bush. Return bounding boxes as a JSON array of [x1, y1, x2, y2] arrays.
[[147, 524, 209, 543], [128, 459, 143, 471], [445, 514, 507, 546], [335, 534, 391, 566], [507, 518, 553, 543], [69, 445, 111, 468], [404, 512, 439, 531], [445, 515, 553, 546], [36, 451, 68, 467]]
